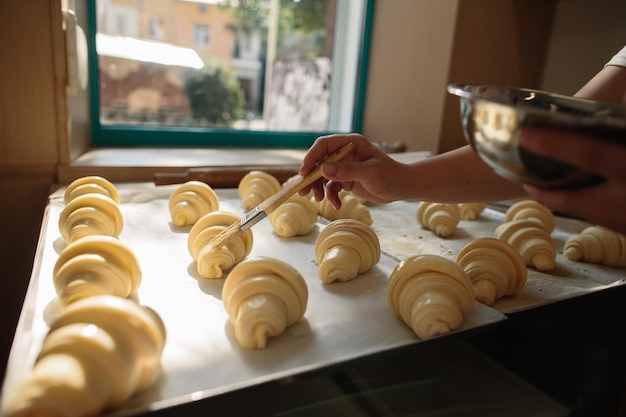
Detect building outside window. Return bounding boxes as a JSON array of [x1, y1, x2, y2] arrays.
[[148, 17, 164, 40], [193, 24, 212, 47], [89, 0, 374, 147]]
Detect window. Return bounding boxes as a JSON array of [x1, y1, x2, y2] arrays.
[[148, 17, 164, 40], [192, 24, 211, 47], [87, 0, 374, 148]]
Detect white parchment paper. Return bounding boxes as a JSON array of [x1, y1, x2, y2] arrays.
[[369, 200, 626, 313], [1, 184, 506, 417]]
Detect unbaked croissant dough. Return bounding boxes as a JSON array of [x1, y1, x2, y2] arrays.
[[168, 180, 219, 227], [63, 176, 120, 205], [458, 203, 487, 220], [53, 235, 142, 305], [505, 200, 555, 232], [58, 193, 124, 244], [493, 219, 556, 271], [564, 226, 626, 267], [387, 254, 475, 340], [238, 170, 281, 211], [188, 211, 253, 279], [2, 295, 166, 417], [456, 237, 527, 305], [314, 190, 373, 225], [416, 202, 461, 238], [314, 218, 381, 283], [269, 194, 318, 237], [222, 256, 308, 349]]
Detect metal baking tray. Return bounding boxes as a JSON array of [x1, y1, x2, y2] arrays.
[[0, 184, 505, 417], [370, 200, 626, 313]]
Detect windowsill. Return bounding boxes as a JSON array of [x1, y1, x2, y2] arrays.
[[57, 147, 308, 185], [71, 147, 308, 167], [56, 147, 431, 187]]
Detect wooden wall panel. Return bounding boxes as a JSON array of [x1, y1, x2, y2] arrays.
[[438, 0, 556, 154], [360, 0, 556, 155], [0, 1, 66, 166], [361, 0, 458, 154], [0, 0, 66, 381]]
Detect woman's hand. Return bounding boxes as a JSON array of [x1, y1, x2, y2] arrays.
[[519, 127, 626, 234], [298, 133, 405, 208]]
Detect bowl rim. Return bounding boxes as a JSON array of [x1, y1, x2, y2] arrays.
[[447, 83, 626, 130]]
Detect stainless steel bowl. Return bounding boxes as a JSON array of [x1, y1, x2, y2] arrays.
[[447, 83, 626, 188]]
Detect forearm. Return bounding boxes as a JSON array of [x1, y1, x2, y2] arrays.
[[574, 65, 626, 105], [400, 65, 626, 204], [399, 146, 527, 203]]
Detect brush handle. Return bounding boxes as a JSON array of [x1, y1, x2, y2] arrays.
[[257, 141, 355, 216], [207, 142, 355, 250]]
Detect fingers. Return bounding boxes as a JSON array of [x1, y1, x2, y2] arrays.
[[299, 133, 366, 176], [297, 163, 349, 205], [299, 178, 325, 199], [298, 133, 374, 202], [326, 160, 360, 184], [524, 182, 626, 235], [298, 133, 399, 205], [518, 127, 626, 182], [517, 126, 626, 234], [297, 179, 343, 209], [325, 181, 345, 209]]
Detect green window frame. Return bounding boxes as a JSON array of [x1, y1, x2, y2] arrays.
[[86, 0, 375, 148]]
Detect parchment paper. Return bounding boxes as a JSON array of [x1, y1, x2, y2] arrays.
[[0, 184, 505, 417], [369, 200, 626, 314]]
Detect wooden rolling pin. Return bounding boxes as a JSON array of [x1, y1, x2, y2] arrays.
[[153, 164, 301, 187], [153, 140, 406, 188]]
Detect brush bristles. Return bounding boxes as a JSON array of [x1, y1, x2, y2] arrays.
[[206, 222, 242, 251]]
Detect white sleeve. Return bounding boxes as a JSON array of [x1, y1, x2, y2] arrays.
[[605, 45, 626, 67]]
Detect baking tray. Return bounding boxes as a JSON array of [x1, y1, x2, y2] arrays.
[[369, 200, 626, 313], [0, 184, 505, 417]]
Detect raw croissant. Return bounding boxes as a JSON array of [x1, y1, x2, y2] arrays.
[[416, 202, 461, 238], [504, 200, 555, 232], [456, 237, 527, 305], [188, 211, 253, 279], [53, 235, 142, 306], [458, 203, 486, 220], [238, 171, 281, 211], [314, 218, 381, 283], [58, 193, 124, 244], [2, 295, 166, 417], [564, 226, 626, 267], [63, 176, 120, 205], [269, 194, 318, 237], [493, 219, 556, 271], [168, 180, 219, 227], [314, 190, 373, 225], [222, 256, 308, 349], [387, 254, 475, 340]]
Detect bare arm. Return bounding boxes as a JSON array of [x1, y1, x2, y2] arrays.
[[401, 145, 525, 202], [574, 64, 626, 103], [299, 56, 626, 235], [519, 64, 626, 234], [299, 134, 525, 208]]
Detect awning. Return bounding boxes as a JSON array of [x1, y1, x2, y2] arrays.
[[96, 33, 204, 69]]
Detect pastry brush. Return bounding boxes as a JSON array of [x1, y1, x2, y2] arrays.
[[205, 141, 355, 251]]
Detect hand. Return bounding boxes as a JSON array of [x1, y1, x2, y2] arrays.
[[519, 126, 626, 235], [298, 133, 404, 208]]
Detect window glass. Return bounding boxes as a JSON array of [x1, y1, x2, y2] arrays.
[[89, 0, 374, 147], [192, 24, 211, 47]]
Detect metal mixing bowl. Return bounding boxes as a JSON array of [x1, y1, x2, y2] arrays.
[[447, 83, 626, 188]]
